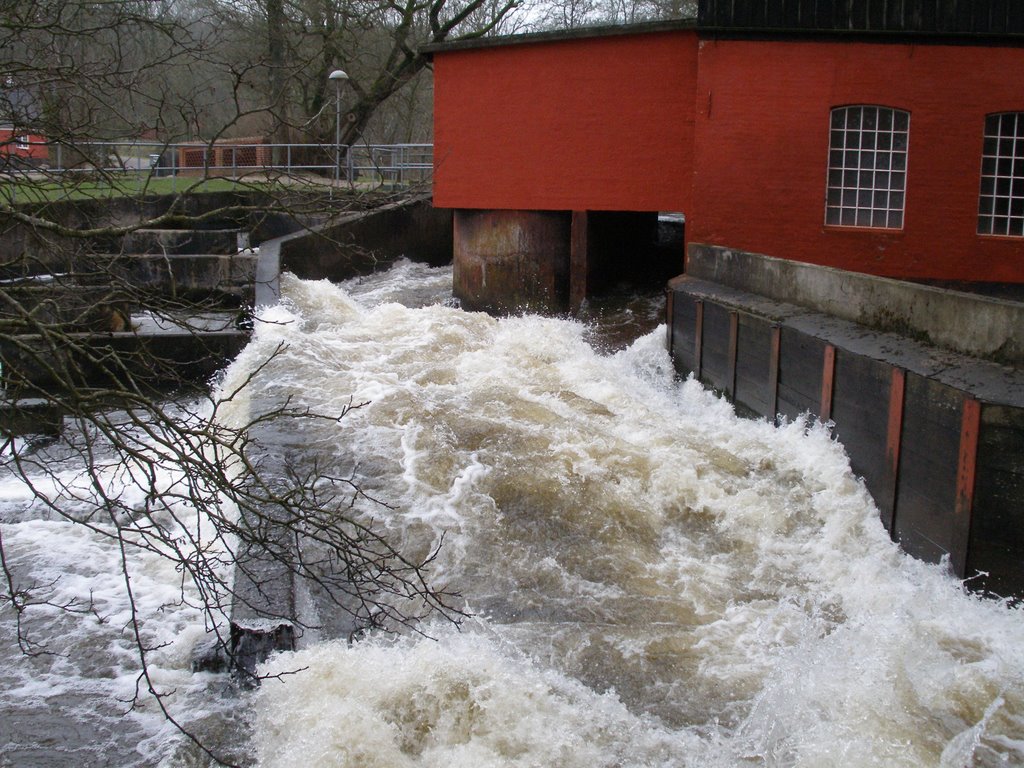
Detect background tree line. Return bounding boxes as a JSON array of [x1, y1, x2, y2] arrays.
[[3, 0, 697, 155]]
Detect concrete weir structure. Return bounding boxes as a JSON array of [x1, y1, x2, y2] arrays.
[[669, 247, 1024, 598]]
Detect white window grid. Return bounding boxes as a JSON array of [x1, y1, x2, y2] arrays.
[[825, 106, 909, 229], [978, 112, 1024, 237]]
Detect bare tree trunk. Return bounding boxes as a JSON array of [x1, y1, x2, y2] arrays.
[[267, 0, 290, 164]]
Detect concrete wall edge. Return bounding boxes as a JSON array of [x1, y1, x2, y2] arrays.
[[686, 244, 1024, 368]]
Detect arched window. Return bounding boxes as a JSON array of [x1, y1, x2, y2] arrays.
[[825, 105, 909, 229], [978, 112, 1024, 237]]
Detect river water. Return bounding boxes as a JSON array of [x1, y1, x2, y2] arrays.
[[2, 260, 1024, 766]]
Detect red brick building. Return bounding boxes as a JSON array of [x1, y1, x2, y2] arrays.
[[428, 2, 1024, 312], [0, 130, 47, 165]]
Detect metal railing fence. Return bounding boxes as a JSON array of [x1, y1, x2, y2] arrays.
[[1, 140, 434, 187]]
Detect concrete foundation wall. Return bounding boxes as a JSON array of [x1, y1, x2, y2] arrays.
[[279, 196, 453, 282], [0, 330, 249, 396], [121, 228, 240, 255], [111, 253, 258, 305], [0, 191, 319, 278], [688, 244, 1024, 367], [668, 266, 1024, 598], [453, 208, 682, 315]]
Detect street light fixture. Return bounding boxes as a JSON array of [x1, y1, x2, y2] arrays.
[[328, 69, 349, 191]]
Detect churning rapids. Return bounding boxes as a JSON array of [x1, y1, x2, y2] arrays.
[[2, 259, 1024, 767]]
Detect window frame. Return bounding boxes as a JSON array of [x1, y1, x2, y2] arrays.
[[978, 112, 1024, 238], [824, 105, 910, 231]]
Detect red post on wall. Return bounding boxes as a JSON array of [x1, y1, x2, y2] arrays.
[[953, 396, 981, 578], [820, 344, 836, 421], [882, 367, 906, 536], [769, 325, 781, 424], [726, 311, 739, 398]]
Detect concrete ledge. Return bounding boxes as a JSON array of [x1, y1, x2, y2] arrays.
[[120, 228, 241, 255], [687, 244, 1024, 367], [0, 398, 63, 436], [0, 329, 250, 394], [669, 275, 1024, 407], [229, 536, 297, 682], [110, 253, 257, 300]]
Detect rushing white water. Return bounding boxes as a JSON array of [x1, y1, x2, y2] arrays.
[[211, 262, 1024, 768], [0, 403, 241, 767], [2, 259, 1022, 767]]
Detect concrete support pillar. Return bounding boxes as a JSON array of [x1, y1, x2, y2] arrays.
[[453, 209, 570, 314]]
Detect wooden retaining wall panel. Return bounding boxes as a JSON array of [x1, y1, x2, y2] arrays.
[[666, 273, 1024, 597], [671, 295, 700, 376], [777, 327, 825, 422], [830, 349, 895, 524], [699, 302, 732, 392], [969, 403, 1024, 597], [733, 314, 774, 419], [893, 373, 964, 568]]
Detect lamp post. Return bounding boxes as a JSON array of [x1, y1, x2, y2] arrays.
[[328, 69, 349, 191]]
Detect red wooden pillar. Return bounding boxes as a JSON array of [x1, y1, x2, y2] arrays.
[[953, 396, 981, 577], [768, 325, 781, 423], [820, 344, 836, 421], [726, 311, 739, 398], [881, 367, 906, 535]]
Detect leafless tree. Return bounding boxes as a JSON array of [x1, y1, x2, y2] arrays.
[[528, 0, 696, 31], [228, 0, 525, 150], [0, 1, 463, 764]]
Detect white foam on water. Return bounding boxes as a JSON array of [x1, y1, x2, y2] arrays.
[[220, 268, 1024, 768], [8, 260, 1016, 767], [0, 402, 239, 767], [256, 624, 702, 768]]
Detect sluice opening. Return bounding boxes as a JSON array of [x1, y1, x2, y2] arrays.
[[451, 207, 686, 321]]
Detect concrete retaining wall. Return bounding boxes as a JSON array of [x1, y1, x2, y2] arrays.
[[0, 330, 249, 396], [279, 195, 452, 282], [668, 261, 1024, 599], [0, 191, 315, 278], [687, 244, 1024, 367]]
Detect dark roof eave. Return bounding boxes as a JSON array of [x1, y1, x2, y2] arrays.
[[422, 18, 697, 58], [700, 25, 1024, 47]]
